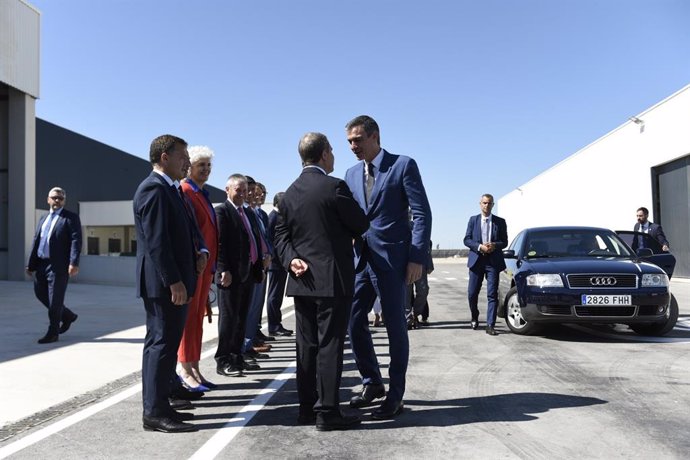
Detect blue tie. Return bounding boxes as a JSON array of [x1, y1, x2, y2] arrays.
[[38, 212, 57, 258]]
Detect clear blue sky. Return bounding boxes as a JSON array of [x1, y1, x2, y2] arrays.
[[30, 0, 690, 248]]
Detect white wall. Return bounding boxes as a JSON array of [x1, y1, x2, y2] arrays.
[[80, 201, 134, 226], [498, 84, 690, 241]]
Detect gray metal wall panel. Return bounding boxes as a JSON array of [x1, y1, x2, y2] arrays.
[[35, 119, 227, 212], [0, 0, 40, 98]]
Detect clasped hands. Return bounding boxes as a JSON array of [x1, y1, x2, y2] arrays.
[[480, 242, 496, 254]]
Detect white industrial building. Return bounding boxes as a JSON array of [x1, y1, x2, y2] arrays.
[[498, 84, 690, 277]]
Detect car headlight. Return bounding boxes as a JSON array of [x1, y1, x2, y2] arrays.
[[526, 274, 564, 287], [641, 273, 669, 287]]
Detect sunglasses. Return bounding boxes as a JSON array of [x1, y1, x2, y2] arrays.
[[49, 196, 65, 201]]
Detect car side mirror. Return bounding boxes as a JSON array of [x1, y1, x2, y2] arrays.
[[502, 249, 516, 259], [636, 248, 653, 258]]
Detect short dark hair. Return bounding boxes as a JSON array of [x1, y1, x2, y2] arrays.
[[637, 207, 649, 215], [298, 132, 330, 164], [245, 175, 256, 187], [149, 135, 187, 165], [256, 182, 266, 194], [345, 115, 380, 138], [482, 193, 495, 203], [273, 191, 285, 208]]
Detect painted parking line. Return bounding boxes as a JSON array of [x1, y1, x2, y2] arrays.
[[188, 363, 297, 460], [0, 308, 296, 458], [0, 384, 141, 459]]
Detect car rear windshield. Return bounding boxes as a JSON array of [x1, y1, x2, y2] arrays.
[[524, 230, 632, 258]]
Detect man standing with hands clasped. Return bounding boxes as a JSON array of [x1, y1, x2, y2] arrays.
[[464, 193, 508, 336], [274, 132, 369, 431]]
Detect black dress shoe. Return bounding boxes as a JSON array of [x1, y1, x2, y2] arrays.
[[485, 326, 499, 336], [240, 358, 261, 371], [256, 331, 276, 342], [143, 415, 197, 433], [217, 364, 244, 377], [37, 333, 59, 344], [59, 314, 78, 334], [270, 327, 293, 337], [244, 349, 269, 360], [169, 398, 195, 411], [470, 320, 478, 330], [169, 410, 194, 421], [297, 411, 317, 425], [170, 386, 205, 400], [372, 399, 404, 420], [350, 384, 386, 408], [315, 413, 361, 431]]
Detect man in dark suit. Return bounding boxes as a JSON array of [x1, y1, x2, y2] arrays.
[[133, 134, 205, 433], [26, 187, 82, 344], [344, 115, 432, 419], [214, 174, 263, 377], [266, 191, 293, 337], [634, 206, 670, 252], [463, 193, 508, 336], [275, 132, 369, 431]]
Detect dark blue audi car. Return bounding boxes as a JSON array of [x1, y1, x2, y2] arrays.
[[497, 226, 678, 336]]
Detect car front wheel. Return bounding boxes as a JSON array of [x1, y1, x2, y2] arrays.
[[504, 287, 539, 335], [630, 294, 679, 336]]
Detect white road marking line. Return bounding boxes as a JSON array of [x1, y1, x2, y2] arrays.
[[444, 277, 457, 281], [0, 307, 297, 458], [188, 364, 297, 460], [0, 384, 141, 459]]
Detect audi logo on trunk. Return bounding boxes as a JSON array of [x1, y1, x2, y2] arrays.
[[590, 277, 617, 286]]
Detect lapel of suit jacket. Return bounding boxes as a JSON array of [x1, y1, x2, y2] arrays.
[[367, 150, 391, 209]]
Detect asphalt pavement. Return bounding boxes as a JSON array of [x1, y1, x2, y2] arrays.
[[1, 259, 689, 459]]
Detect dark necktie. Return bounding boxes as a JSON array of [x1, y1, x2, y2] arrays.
[[365, 162, 374, 205], [238, 207, 258, 264]]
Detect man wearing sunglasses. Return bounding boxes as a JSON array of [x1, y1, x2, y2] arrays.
[[26, 187, 82, 344]]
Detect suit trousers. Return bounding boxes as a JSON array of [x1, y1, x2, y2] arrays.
[[142, 296, 188, 417], [215, 278, 253, 366], [243, 277, 266, 352], [266, 268, 288, 332], [295, 296, 350, 415], [33, 259, 76, 335], [405, 269, 429, 320], [468, 256, 500, 327], [349, 263, 409, 402], [177, 271, 213, 363]]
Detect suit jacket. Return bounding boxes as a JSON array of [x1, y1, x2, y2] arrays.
[[344, 150, 432, 272], [463, 214, 508, 271], [181, 179, 218, 274], [244, 205, 267, 280], [275, 168, 369, 297], [215, 200, 263, 284], [267, 209, 284, 271], [28, 208, 82, 274], [633, 221, 669, 248], [133, 172, 197, 299]]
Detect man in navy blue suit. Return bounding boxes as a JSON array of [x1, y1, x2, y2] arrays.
[[133, 134, 207, 433], [463, 194, 508, 336], [26, 187, 82, 344], [344, 115, 432, 420], [634, 207, 670, 252]]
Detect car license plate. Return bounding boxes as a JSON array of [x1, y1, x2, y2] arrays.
[[581, 294, 631, 305]]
